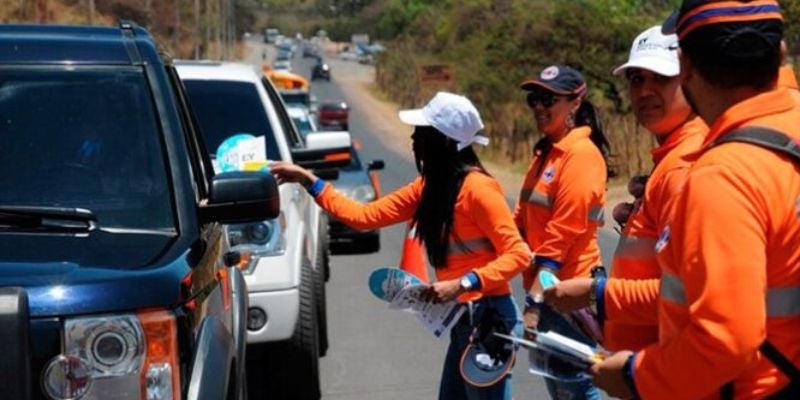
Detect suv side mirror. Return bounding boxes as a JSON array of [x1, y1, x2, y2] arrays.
[[367, 160, 385, 171], [200, 171, 280, 224], [292, 131, 352, 169]]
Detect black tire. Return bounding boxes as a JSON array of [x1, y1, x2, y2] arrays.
[[285, 261, 321, 399], [314, 216, 330, 357], [342, 123, 349, 131]]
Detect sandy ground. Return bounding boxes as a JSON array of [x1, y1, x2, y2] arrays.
[[321, 51, 630, 235]]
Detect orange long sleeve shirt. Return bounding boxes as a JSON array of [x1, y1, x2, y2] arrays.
[[633, 88, 800, 399], [603, 117, 706, 352], [514, 126, 607, 289], [315, 171, 531, 302]]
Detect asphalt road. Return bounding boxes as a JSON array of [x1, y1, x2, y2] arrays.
[[244, 38, 617, 399]]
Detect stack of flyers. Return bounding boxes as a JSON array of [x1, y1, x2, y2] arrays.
[[494, 329, 606, 382]]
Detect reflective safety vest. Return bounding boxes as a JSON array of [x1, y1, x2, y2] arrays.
[[603, 117, 705, 352], [636, 89, 800, 400], [514, 126, 607, 289], [315, 171, 531, 303]]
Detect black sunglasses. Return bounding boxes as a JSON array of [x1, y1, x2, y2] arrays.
[[526, 92, 561, 108]]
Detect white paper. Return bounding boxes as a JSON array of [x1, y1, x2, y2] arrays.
[[388, 284, 466, 339]]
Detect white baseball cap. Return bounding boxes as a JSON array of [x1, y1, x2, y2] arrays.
[[613, 25, 680, 77], [398, 92, 488, 151]]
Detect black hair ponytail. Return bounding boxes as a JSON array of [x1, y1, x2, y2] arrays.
[[575, 99, 613, 178]]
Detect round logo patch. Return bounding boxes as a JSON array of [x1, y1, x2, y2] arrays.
[[540, 66, 559, 81], [542, 166, 556, 183]]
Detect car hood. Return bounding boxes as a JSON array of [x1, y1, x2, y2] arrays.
[[0, 231, 192, 317]]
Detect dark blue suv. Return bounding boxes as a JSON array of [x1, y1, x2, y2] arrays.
[[0, 22, 278, 400]]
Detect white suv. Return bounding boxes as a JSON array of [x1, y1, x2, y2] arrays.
[[176, 61, 350, 399]]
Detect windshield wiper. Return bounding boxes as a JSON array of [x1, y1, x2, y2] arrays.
[[0, 206, 97, 232]]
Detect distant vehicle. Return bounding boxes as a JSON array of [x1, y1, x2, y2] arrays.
[[329, 139, 384, 253], [287, 105, 317, 138], [303, 44, 319, 58], [339, 51, 359, 62], [318, 100, 349, 130], [311, 62, 331, 81], [275, 49, 291, 62], [265, 28, 279, 43], [272, 59, 291, 72]]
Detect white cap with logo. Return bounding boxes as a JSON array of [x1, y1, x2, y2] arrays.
[[398, 92, 488, 151], [613, 25, 680, 77]]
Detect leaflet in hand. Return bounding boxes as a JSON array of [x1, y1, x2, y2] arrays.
[[494, 329, 605, 382], [389, 284, 465, 339]]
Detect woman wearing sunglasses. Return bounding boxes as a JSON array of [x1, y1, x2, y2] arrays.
[[515, 65, 610, 400]]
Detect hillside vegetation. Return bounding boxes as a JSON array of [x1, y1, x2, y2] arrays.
[[0, 0, 248, 60], [258, 0, 800, 178]]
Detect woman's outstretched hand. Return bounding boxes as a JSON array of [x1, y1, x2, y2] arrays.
[[269, 161, 318, 187]]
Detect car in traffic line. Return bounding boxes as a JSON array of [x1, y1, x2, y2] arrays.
[[0, 21, 275, 400], [311, 61, 331, 81], [328, 139, 384, 254], [318, 100, 350, 130], [176, 61, 351, 400]]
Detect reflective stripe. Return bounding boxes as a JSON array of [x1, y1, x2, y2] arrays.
[[615, 235, 657, 260], [660, 272, 687, 305], [448, 237, 494, 255], [520, 189, 553, 209], [767, 287, 800, 317], [588, 206, 604, 223], [661, 273, 800, 318]]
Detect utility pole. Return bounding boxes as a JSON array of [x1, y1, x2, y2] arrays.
[[145, 0, 152, 27], [173, 0, 181, 54], [87, 0, 94, 25], [194, 0, 201, 59]]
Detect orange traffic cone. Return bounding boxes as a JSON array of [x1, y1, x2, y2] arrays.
[[399, 222, 429, 283]]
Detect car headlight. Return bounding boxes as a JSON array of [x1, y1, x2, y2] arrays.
[[348, 185, 376, 203], [226, 214, 286, 274], [43, 310, 179, 400]]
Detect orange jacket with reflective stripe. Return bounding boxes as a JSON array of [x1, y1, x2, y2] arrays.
[[635, 88, 800, 400], [514, 126, 607, 288], [603, 116, 706, 352], [315, 171, 531, 302]]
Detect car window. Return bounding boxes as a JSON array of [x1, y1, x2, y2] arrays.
[[182, 80, 282, 161], [262, 77, 304, 148], [0, 67, 176, 230], [290, 115, 314, 138]]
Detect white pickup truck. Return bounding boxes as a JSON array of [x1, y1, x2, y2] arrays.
[[176, 61, 350, 399]]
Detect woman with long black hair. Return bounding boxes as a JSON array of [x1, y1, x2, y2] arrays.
[[515, 65, 610, 400], [271, 92, 530, 399]]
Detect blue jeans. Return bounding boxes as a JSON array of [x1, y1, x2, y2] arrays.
[[439, 295, 523, 400], [538, 304, 603, 400]]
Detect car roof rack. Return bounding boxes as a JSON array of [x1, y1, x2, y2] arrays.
[[119, 20, 143, 65]]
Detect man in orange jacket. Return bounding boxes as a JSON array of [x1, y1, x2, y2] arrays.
[[591, 1, 800, 399], [543, 25, 707, 353]]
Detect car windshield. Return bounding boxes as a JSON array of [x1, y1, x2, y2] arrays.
[[182, 80, 281, 161], [280, 92, 309, 107], [0, 67, 176, 231]]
